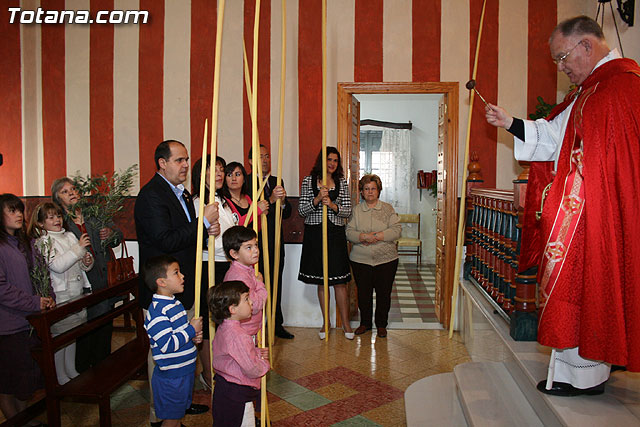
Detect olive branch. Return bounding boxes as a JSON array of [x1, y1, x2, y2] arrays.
[[70, 165, 138, 252]]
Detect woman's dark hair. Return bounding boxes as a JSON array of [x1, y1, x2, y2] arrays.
[[0, 194, 32, 261], [208, 280, 250, 325], [192, 155, 227, 202], [222, 225, 257, 260], [309, 146, 344, 180], [221, 162, 249, 200]]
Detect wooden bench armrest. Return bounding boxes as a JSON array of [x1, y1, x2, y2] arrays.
[[27, 276, 139, 326]]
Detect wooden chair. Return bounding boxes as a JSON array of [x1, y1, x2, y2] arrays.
[[397, 213, 422, 265], [25, 276, 147, 427]]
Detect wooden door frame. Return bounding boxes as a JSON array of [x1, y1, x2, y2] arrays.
[[337, 82, 459, 328]]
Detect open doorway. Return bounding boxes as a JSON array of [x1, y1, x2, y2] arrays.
[[357, 93, 441, 327], [337, 82, 459, 328]]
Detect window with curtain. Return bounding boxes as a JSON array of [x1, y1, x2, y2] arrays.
[[359, 128, 411, 214]]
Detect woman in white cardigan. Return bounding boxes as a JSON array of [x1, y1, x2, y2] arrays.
[[192, 155, 237, 390], [28, 202, 93, 384], [346, 175, 401, 338]]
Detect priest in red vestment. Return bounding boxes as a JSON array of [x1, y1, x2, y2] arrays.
[[485, 16, 640, 396]]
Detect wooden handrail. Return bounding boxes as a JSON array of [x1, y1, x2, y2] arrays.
[[465, 186, 538, 341]]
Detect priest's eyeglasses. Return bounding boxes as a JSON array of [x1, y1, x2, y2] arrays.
[[553, 40, 583, 65]]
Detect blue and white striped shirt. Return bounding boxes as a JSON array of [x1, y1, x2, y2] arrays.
[[145, 294, 197, 378]]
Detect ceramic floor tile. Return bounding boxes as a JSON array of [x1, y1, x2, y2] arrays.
[[285, 390, 332, 411], [361, 398, 407, 426], [273, 359, 318, 380], [268, 399, 304, 422], [314, 383, 360, 401], [266, 371, 290, 387], [331, 415, 383, 426], [268, 380, 310, 399]]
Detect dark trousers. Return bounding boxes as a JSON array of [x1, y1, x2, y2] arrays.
[[212, 374, 260, 426], [75, 322, 113, 372], [350, 259, 399, 329]]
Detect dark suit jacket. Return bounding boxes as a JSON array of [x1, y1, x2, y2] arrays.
[[134, 173, 198, 309], [248, 175, 292, 267]]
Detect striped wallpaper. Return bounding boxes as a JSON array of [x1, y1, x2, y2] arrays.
[[1, 0, 637, 197]]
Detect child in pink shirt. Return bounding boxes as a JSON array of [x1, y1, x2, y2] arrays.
[[222, 226, 268, 336], [209, 280, 270, 426]]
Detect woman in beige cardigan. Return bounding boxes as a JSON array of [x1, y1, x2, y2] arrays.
[[346, 174, 401, 338]]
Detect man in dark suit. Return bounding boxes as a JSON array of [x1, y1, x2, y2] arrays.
[[135, 140, 218, 423], [248, 145, 294, 339]]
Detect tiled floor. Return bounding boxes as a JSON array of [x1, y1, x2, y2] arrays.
[[387, 262, 439, 327], [1, 326, 471, 426]]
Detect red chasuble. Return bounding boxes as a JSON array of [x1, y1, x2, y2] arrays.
[[529, 58, 640, 371]]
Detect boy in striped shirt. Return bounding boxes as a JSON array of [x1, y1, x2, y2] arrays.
[[144, 255, 203, 427]]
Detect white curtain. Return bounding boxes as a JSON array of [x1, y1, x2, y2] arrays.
[[377, 128, 411, 214]]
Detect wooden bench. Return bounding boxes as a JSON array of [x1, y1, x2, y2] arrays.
[[23, 277, 148, 427]]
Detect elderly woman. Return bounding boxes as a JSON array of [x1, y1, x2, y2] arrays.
[[346, 174, 401, 338], [51, 177, 123, 371]]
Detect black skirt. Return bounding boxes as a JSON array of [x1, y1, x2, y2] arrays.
[[298, 222, 351, 286]]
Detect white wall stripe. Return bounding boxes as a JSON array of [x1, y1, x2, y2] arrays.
[[282, 0, 299, 191], [163, 0, 192, 155], [270, 0, 282, 176], [327, 0, 355, 155], [217, 0, 244, 166], [496, 0, 527, 189], [383, 0, 412, 82], [269, 0, 298, 191], [64, 0, 91, 182], [114, 0, 141, 193], [440, 0, 469, 192], [21, 0, 44, 195]]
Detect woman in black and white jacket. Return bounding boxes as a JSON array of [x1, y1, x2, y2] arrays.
[[298, 147, 354, 339]]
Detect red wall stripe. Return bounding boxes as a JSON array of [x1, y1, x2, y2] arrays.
[[189, 0, 216, 170], [138, 0, 164, 185], [298, 0, 323, 184], [412, 0, 441, 82], [354, 0, 383, 82], [469, 0, 498, 188], [90, 0, 115, 178], [0, 1, 23, 195], [41, 0, 66, 194], [528, 0, 557, 117], [243, 0, 271, 169]]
